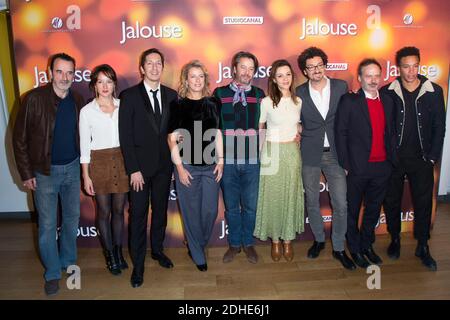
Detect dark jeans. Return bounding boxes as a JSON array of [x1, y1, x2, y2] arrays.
[[383, 156, 434, 243], [221, 163, 260, 247], [346, 161, 392, 254]]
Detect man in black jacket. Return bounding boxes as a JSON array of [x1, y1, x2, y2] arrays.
[[335, 59, 395, 268], [381, 46, 446, 271], [119, 48, 178, 287]]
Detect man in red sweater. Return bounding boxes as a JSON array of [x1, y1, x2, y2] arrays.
[[335, 59, 396, 268]]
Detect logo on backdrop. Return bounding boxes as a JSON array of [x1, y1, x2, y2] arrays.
[[120, 21, 183, 44], [33, 66, 91, 88], [326, 63, 348, 71], [46, 5, 81, 32], [216, 62, 271, 83], [223, 16, 264, 25], [403, 13, 414, 25], [383, 61, 438, 81], [299, 17, 358, 40], [393, 13, 423, 29]]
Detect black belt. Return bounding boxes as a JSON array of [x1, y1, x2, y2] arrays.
[[323, 147, 331, 152]]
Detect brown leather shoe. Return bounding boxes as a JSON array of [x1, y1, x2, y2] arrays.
[[243, 245, 258, 264], [271, 242, 282, 262], [222, 246, 241, 263], [283, 242, 294, 262]]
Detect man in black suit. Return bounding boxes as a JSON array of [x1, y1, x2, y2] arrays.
[[119, 48, 178, 288], [335, 58, 395, 268]]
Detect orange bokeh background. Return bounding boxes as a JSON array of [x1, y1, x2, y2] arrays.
[[10, 0, 449, 247]]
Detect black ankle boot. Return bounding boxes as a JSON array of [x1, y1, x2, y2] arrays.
[[105, 250, 121, 275], [113, 245, 129, 270]]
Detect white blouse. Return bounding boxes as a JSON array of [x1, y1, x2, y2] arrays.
[[79, 98, 121, 164], [259, 96, 302, 142]]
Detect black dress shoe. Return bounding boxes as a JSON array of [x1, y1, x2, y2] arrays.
[[307, 241, 325, 259], [363, 246, 383, 265], [130, 270, 143, 288], [196, 263, 208, 272], [151, 252, 174, 269], [415, 244, 437, 271], [350, 252, 370, 269], [387, 237, 400, 260], [332, 251, 356, 270]]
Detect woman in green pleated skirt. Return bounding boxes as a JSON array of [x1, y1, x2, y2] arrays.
[[253, 59, 305, 262]]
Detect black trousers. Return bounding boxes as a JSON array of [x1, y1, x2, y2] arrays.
[[347, 161, 392, 254], [383, 156, 434, 243], [129, 171, 172, 273]]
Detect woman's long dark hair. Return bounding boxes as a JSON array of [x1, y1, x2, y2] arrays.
[[268, 59, 298, 108]]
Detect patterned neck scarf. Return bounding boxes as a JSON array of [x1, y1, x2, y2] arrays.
[[230, 81, 252, 106]]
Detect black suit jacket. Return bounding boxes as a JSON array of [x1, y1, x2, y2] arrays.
[[119, 81, 178, 177], [335, 89, 396, 175]]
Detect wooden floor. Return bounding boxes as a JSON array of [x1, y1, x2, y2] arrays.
[[1, 202, 449, 300]]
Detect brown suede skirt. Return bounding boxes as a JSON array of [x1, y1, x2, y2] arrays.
[[90, 147, 129, 194]]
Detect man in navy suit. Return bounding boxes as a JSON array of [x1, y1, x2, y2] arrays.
[[119, 48, 178, 288], [335, 58, 395, 268]]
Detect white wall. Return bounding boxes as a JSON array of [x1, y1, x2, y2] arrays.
[[438, 75, 450, 195], [0, 67, 31, 212]]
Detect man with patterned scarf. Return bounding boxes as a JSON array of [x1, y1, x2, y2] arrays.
[[213, 51, 265, 264]]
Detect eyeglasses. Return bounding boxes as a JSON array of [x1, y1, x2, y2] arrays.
[[305, 63, 325, 71]]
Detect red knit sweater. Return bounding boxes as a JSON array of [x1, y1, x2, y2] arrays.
[[366, 98, 386, 162]]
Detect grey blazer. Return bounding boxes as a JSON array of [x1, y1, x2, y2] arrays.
[[295, 78, 348, 166]]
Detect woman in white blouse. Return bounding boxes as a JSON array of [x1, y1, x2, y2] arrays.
[[253, 59, 305, 262], [79, 64, 129, 275]]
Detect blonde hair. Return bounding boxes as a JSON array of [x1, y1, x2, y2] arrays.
[[178, 60, 211, 98]]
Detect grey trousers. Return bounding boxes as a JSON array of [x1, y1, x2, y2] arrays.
[[175, 164, 220, 265], [302, 151, 347, 251]]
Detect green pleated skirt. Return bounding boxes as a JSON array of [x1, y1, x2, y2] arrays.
[[254, 141, 305, 241]]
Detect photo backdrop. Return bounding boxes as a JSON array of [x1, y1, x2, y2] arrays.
[[9, 0, 449, 247]]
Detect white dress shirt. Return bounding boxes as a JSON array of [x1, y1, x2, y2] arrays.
[[363, 89, 380, 100], [309, 76, 331, 147], [79, 98, 121, 164], [143, 81, 162, 113]]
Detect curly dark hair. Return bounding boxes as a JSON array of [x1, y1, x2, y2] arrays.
[[297, 47, 328, 72], [395, 46, 420, 66]]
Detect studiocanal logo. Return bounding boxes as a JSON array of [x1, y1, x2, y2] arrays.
[[326, 63, 348, 71], [46, 5, 81, 32], [223, 16, 264, 25]]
